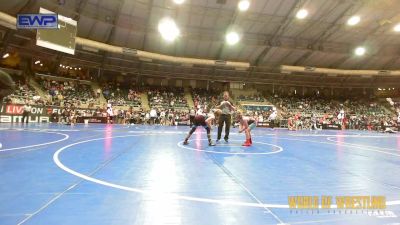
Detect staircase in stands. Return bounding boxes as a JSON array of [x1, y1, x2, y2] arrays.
[[184, 87, 194, 109]]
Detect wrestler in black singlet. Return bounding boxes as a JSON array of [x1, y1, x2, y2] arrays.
[[183, 114, 215, 146]]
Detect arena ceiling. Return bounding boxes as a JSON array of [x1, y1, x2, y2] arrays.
[[0, 0, 400, 88]]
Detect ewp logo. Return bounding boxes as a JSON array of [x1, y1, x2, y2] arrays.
[[17, 14, 58, 29]]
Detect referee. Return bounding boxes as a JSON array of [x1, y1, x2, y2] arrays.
[[216, 91, 236, 142], [22, 102, 32, 123]]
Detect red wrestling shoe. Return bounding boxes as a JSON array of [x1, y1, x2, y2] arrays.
[[242, 139, 251, 147]]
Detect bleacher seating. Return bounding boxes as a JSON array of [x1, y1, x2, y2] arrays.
[[237, 94, 266, 102], [101, 82, 141, 107], [37, 77, 96, 107], [147, 87, 188, 110], [191, 88, 220, 110], [2, 74, 40, 104]]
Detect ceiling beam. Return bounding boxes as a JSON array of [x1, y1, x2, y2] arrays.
[[244, 0, 305, 81], [141, 0, 154, 50], [1, 0, 36, 53], [329, 55, 349, 68], [214, 0, 270, 60], [73, 0, 88, 20], [293, 1, 358, 66], [100, 0, 125, 65], [49, 0, 89, 74], [8, 42, 400, 88], [337, 13, 400, 69], [382, 56, 400, 70], [312, 2, 361, 46], [252, 0, 306, 67]]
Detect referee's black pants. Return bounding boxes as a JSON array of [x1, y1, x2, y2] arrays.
[[22, 111, 30, 123], [217, 114, 231, 140]]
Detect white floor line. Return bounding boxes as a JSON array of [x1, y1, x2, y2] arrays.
[[289, 217, 358, 224], [18, 134, 147, 224], [177, 139, 283, 155], [326, 137, 398, 152], [17, 184, 78, 225], [272, 137, 400, 158], [0, 131, 69, 152], [53, 134, 400, 210], [208, 154, 285, 224], [0, 213, 31, 217]]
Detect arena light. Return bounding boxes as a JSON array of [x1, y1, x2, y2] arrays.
[[226, 31, 240, 45], [40, 63, 43, 66], [296, 9, 308, 19], [158, 17, 180, 42], [59, 64, 62, 66], [34, 60, 40, 64], [238, 0, 250, 12], [78, 67, 81, 70], [2, 53, 9, 59], [354, 46, 366, 56], [394, 23, 400, 32], [347, 16, 360, 26], [173, 0, 185, 4]]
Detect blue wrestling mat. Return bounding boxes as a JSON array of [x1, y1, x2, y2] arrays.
[[0, 123, 399, 225]]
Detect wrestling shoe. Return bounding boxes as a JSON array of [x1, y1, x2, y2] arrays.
[[242, 140, 251, 147], [183, 140, 189, 145], [209, 141, 216, 146], [224, 137, 229, 142]]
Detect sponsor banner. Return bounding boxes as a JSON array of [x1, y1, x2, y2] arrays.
[[257, 122, 270, 127], [0, 104, 98, 123], [76, 117, 107, 124], [322, 124, 342, 130], [17, 14, 58, 29]]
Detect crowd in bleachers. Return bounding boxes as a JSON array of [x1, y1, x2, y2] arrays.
[[192, 88, 220, 110], [2, 71, 398, 131], [267, 96, 337, 116], [101, 82, 141, 107], [241, 105, 273, 124], [265, 96, 396, 131], [147, 87, 188, 110], [42, 91, 397, 130], [117, 108, 189, 126], [237, 94, 265, 102], [2, 74, 40, 104], [37, 77, 97, 107]]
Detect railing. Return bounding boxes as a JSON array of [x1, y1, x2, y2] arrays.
[[35, 73, 92, 85]]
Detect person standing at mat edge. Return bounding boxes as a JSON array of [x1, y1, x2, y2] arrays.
[[216, 91, 236, 142], [22, 102, 32, 123]]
